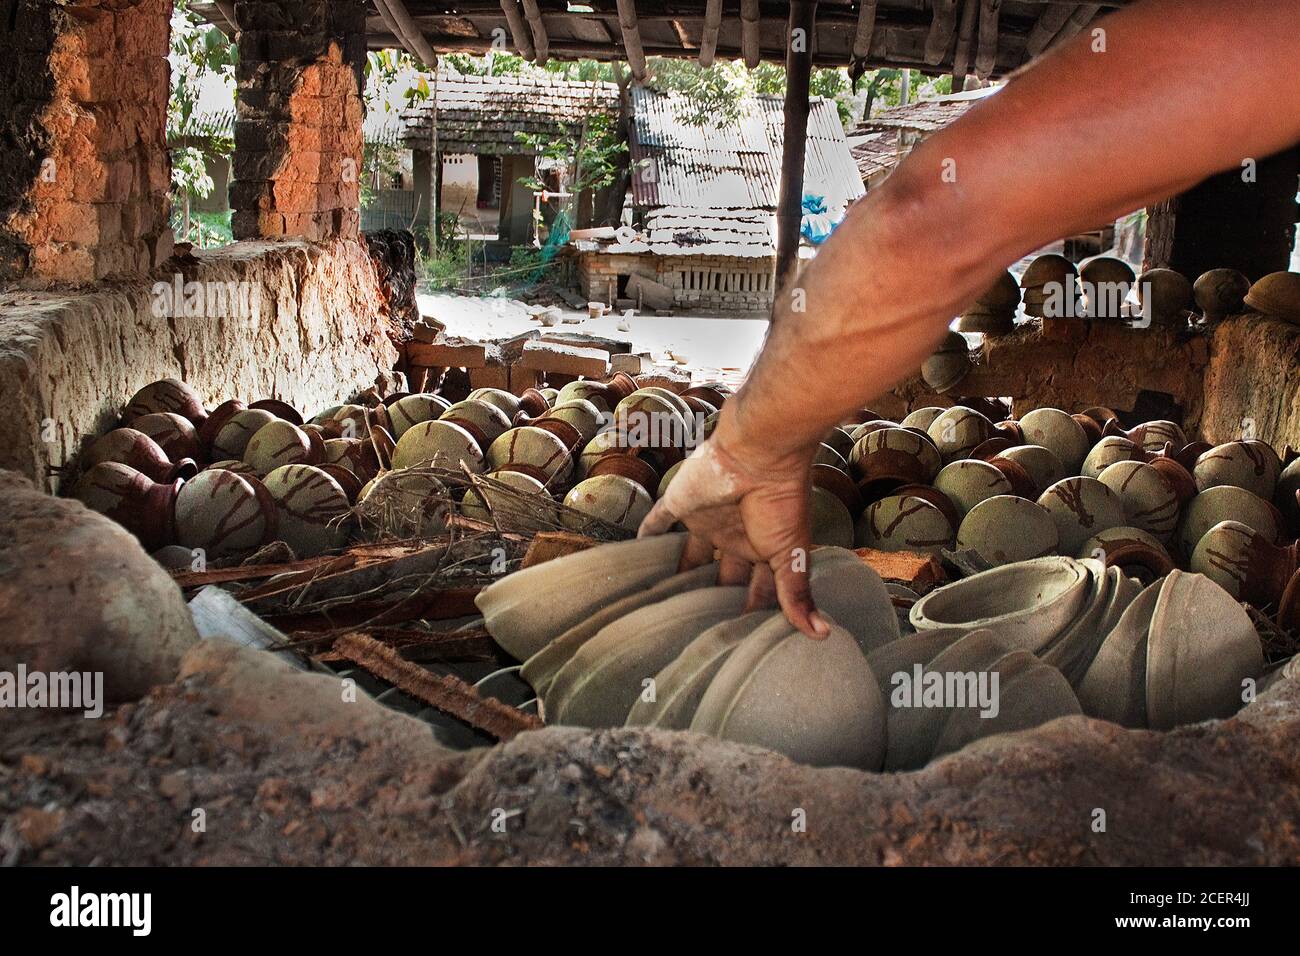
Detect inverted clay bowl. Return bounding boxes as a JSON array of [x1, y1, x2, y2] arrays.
[[956, 495, 1059, 566], [468, 387, 522, 418], [921, 330, 972, 394], [1136, 268, 1193, 326], [1243, 270, 1300, 323], [1145, 570, 1263, 730], [1193, 268, 1250, 321], [1019, 408, 1091, 475], [909, 556, 1092, 653], [1077, 580, 1161, 727], [476, 532, 689, 662]]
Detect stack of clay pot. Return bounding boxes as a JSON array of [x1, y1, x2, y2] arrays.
[[1019, 253, 1078, 319], [477, 536, 1263, 769], [956, 271, 1021, 334]]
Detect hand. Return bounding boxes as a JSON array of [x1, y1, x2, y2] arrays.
[[638, 431, 832, 639]]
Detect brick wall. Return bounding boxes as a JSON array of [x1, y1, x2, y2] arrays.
[[1, 0, 173, 284], [579, 251, 775, 313], [229, 0, 366, 242]]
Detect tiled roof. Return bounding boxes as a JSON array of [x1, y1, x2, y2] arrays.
[[627, 87, 865, 215], [851, 96, 984, 136], [402, 71, 620, 154], [849, 131, 900, 181]]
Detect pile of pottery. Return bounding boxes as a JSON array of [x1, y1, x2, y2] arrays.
[[476, 537, 1264, 770], [69, 371, 736, 564], [950, 255, 1299, 331], [829, 398, 1300, 627]]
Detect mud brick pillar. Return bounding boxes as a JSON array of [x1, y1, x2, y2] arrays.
[[1, 0, 173, 283], [229, 0, 366, 242]]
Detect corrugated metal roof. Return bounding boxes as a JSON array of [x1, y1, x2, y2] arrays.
[[402, 71, 620, 154], [628, 88, 864, 215]]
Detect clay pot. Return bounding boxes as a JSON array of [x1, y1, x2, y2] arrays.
[[174, 468, 275, 558], [1278, 456, 1300, 534], [541, 398, 605, 446], [808, 486, 854, 548], [1145, 571, 1263, 730], [388, 393, 452, 438], [933, 459, 1013, 519], [849, 426, 942, 499], [130, 412, 201, 463], [848, 419, 901, 443], [562, 474, 653, 533], [210, 408, 277, 461], [1079, 256, 1135, 319], [262, 464, 351, 557], [813, 442, 848, 471], [196, 399, 246, 457], [440, 399, 511, 452], [518, 387, 551, 418], [1243, 270, 1300, 323], [1146, 455, 1198, 505], [1189, 520, 1298, 607], [123, 378, 206, 426], [1082, 436, 1140, 478], [586, 453, 661, 499], [1041, 563, 1142, 686], [242, 419, 314, 476], [996, 444, 1066, 497], [1179, 485, 1282, 557], [391, 419, 485, 472], [1101, 418, 1187, 453], [555, 379, 615, 413], [206, 458, 259, 478], [468, 387, 522, 418], [369, 424, 397, 472], [811, 463, 864, 518], [248, 399, 303, 426], [1080, 406, 1119, 428], [956, 495, 1059, 565], [970, 436, 1015, 461], [913, 556, 1094, 653], [321, 437, 380, 483], [1194, 268, 1250, 321], [486, 426, 574, 487], [822, 425, 857, 461], [1193, 440, 1281, 500], [528, 416, 585, 455], [1096, 460, 1180, 542], [84, 428, 197, 483], [681, 384, 728, 409], [957, 271, 1019, 334], [607, 372, 640, 403], [547, 586, 750, 728], [1037, 476, 1127, 557], [315, 463, 364, 503], [460, 470, 549, 532], [921, 330, 971, 394], [1019, 407, 1090, 475], [900, 407, 945, 432], [855, 493, 954, 554], [985, 455, 1037, 499], [615, 389, 692, 445], [1078, 526, 1175, 582], [73, 461, 180, 551], [1021, 254, 1079, 318], [356, 469, 449, 538], [1072, 413, 1103, 446], [476, 532, 689, 661], [1136, 268, 1194, 326], [926, 406, 996, 462], [1077, 580, 1159, 727]]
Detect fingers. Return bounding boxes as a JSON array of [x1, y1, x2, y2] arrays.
[[718, 554, 752, 587], [680, 533, 715, 571], [745, 562, 778, 611], [772, 547, 831, 640], [637, 498, 678, 538]]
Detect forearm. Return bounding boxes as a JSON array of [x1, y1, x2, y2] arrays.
[[717, 0, 1300, 469]]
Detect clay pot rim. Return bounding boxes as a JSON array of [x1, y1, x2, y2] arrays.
[[316, 463, 365, 503], [811, 463, 865, 518], [528, 417, 584, 453], [248, 399, 304, 426], [519, 387, 551, 418], [196, 399, 247, 456], [681, 385, 727, 409], [586, 453, 661, 498]]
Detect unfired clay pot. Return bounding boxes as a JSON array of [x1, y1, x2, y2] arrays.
[[388, 393, 451, 438], [1096, 460, 1180, 542], [956, 495, 1059, 565], [174, 467, 274, 558], [83, 428, 196, 483], [441, 399, 511, 451], [130, 412, 202, 463], [1037, 476, 1126, 556], [1019, 408, 1090, 475], [73, 461, 180, 551], [391, 419, 485, 472], [1178, 485, 1281, 557], [211, 408, 278, 461], [926, 406, 996, 462], [123, 378, 206, 426], [855, 494, 955, 555], [486, 426, 574, 486], [243, 419, 314, 476], [1192, 440, 1281, 500], [1189, 520, 1297, 606], [562, 474, 653, 533]]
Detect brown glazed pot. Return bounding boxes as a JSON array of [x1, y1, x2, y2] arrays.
[[528, 417, 585, 454], [1146, 455, 1198, 505], [970, 436, 1016, 460], [519, 388, 551, 418], [84, 428, 197, 483], [682, 385, 728, 409], [1072, 414, 1103, 446], [586, 452, 661, 499], [196, 399, 247, 458], [74, 462, 182, 552], [607, 372, 640, 404], [248, 399, 304, 426], [986, 455, 1038, 499], [993, 419, 1025, 443], [811, 463, 865, 519]]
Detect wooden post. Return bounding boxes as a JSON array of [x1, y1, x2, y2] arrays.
[[775, 1, 817, 299]]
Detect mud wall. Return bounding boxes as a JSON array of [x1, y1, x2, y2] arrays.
[[0, 238, 398, 491], [1200, 315, 1300, 451]]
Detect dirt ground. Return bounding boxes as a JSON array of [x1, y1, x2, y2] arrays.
[[3, 639, 1297, 866]]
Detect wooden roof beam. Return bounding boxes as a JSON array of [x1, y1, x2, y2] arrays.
[[498, 0, 536, 61], [519, 0, 550, 64], [615, 0, 648, 82], [951, 0, 979, 91], [698, 0, 723, 68], [375, 0, 439, 69], [1051, 3, 1103, 48], [1025, 3, 1078, 60]]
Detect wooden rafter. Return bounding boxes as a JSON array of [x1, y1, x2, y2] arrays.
[[1025, 3, 1078, 59], [924, 0, 961, 66], [851, 1, 879, 60], [519, 0, 550, 65], [975, 0, 1002, 79], [1052, 3, 1103, 48], [699, 0, 723, 67], [740, 0, 761, 69], [498, 0, 535, 62], [951, 0, 980, 90]]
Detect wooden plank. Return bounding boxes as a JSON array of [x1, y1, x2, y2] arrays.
[[924, 0, 960, 65], [1025, 3, 1077, 59], [519, 339, 611, 377], [406, 339, 488, 368], [951, 0, 980, 90], [625, 272, 674, 312]]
